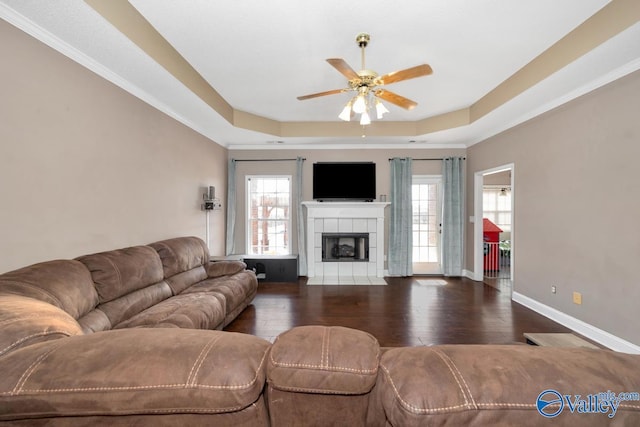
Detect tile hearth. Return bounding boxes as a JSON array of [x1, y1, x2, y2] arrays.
[[307, 276, 388, 285]]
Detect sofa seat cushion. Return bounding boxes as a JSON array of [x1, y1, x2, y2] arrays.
[[88, 281, 174, 331], [181, 271, 257, 315], [114, 292, 226, 330], [371, 345, 640, 426], [268, 326, 380, 395], [0, 329, 271, 421]]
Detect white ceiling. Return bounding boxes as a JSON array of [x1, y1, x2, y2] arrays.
[[2, 0, 640, 149]]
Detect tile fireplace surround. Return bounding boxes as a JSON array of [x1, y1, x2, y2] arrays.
[[302, 201, 389, 285]]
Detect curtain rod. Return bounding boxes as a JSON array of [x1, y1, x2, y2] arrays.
[[388, 157, 466, 161], [233, 158, 306, 162]]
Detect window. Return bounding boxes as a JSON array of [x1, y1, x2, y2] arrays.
[[246, 176, 291, 255], [412, 176, 442, 265], [483, 186, 511, 232]]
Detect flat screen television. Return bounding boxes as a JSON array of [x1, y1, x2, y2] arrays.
[[313, 162, 376, 201]]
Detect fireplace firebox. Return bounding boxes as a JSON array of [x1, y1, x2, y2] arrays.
[[322, 233, 369, 262]]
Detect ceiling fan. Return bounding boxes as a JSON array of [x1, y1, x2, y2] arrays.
[[297, 33, 433, 125]]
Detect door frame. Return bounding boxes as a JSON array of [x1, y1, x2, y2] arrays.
[[473, 163, 515, 287]]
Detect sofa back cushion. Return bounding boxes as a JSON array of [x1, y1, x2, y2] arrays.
[[0, 259, 98, 320], [77, 246, 164, 303], [76, 246, 173, 329], [149, 236, 210, 294]]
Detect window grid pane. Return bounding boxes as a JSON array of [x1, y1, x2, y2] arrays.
[[483, 187, 512, 232], [248, 176, 291, 255], [411, 182, 439, 263]]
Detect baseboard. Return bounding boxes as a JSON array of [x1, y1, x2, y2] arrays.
[[462, 269, 482, 281], [512, 292, 640, 354]]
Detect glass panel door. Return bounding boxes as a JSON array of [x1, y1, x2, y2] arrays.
[[412, 175, 442, 274]]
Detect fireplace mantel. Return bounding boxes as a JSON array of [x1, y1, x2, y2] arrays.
[[303, 201, 389, 219], [302, 201, 389, 282]]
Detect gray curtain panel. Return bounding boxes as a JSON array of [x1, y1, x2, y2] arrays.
[[296, 157, 307, 276], [225, 158, 237, 256], [441, 157, 464, 276], [388, 157, 413, 276]]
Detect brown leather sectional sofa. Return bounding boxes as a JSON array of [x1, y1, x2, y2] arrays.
[[1, 237, 639, 425]]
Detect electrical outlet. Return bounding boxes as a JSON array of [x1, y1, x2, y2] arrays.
[[573, 291, 582, 305], [551, 285, 557, 294]]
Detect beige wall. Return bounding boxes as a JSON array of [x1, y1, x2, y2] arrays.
[[4, 11, 637, 347], [466, 69, 640, 346], [483, 170, 510, 186], [228, 148, 466, 256], [0, 20, 227, 273]]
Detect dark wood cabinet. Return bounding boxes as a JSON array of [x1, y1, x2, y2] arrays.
[[243, 255, 298, 282]]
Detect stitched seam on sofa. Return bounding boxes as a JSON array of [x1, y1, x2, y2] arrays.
[[269, 354, 378, 374], [474, 403, 541, 409], [10, 341, 66, 395], [476, 402, 640, 410], [321, 327, 329, 369], [102, 405, 248, 414], [432, 348, 477, 410], [0, 312, 76, 327], [0, 330, 76, 357], [0, 282, 65, 309], [186, 334, 222, 386], [8, 348, 270, 394], [229, 344, 270, 389], [6, 382, 265, 395], [270, 385, 368, 395], [51, 405, 250, 415], [188, 342, 269, 390], [379, 363, 474, 414]]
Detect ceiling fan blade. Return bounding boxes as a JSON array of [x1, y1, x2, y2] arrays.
[[376, 64, 433, 86], [297, 88, 347, 101], [326, 58, 359, 80], [374, 89, 418, 110]]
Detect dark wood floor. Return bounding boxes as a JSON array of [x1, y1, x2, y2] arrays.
[[224, 276, 575, 347]]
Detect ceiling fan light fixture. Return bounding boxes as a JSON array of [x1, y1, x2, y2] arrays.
[[375, 99, 389, 119], [352, 94, 367, 114], [360, 110, 371, 126], [338, 101, 352, 121]]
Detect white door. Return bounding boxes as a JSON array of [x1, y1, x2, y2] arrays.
[[412, 175, 442, 274]]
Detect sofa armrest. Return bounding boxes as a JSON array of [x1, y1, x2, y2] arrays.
[[0, 329, 270, 422], [0, 294, 84, 357], [205, 260, 248, 278], [368, 345, 640, 426]]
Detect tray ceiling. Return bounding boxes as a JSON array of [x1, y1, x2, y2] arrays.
[[2, 0, 640, 149]]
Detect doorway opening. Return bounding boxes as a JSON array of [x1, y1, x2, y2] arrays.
[[474, 165, 514, 293]]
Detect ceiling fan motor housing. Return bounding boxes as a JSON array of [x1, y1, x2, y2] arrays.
[[356, 33, 370, 47], [350, 69, 378, 92]]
